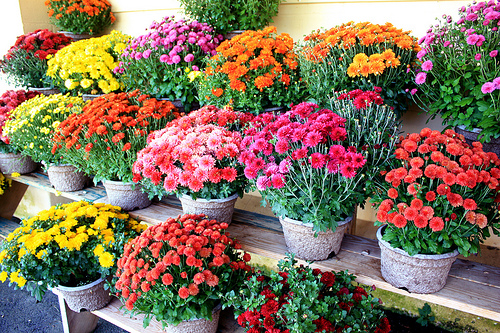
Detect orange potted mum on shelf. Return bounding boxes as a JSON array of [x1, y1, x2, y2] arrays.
[[372, 128, 500, 293], [197, 26, 306, 114], [53, 90, 181, 210], [112, 213, 252, 331], [45, 0, 115, 36], [299, 21, 420, 117]]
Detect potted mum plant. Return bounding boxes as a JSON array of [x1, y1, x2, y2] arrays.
[[0, 90, 41, 174], [116, 16, 221, 112], [3, 93, 88, 191], [230, 254, 390, 333], [112, 213, 252, 332], [0, 201, 146, 311], [47, 30, 128, 96], [240, 102, 366, 260], [178, 0, 282, 36], [328, 88, 400, 201], [413, 0, 500, 152], [197, 26, 306, 114], [53, 90, 181, 210], [45, 0, 115, 37], [0, 29, 72, 91], [299, 21, 420, 117], [372, 128, 500, 293], [133, 105, 253, 223]]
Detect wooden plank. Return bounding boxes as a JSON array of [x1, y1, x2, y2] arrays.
[[92, 297, 243, 333], [0, 217, 20, 239], [6, 173, 107, 202], [0, 180, 28, 219], [56, 292, 99, 333]]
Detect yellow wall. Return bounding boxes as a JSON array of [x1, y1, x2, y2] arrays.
[[6, 0, 499, 248]]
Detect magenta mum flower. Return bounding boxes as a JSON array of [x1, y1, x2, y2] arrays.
[[184, 53, 195, 62], [422, 60, 433, 71], [172, 55, 181, 64], [490, 50, 498, 57], [481, 82, 496, 94], [475, 53, 482, 60], [415, 72, 427, 85]]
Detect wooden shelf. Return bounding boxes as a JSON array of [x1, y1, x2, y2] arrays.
[[4, 172, 500, 331]]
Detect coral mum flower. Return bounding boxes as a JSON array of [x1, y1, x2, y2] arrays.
[[429, 217, 444, 232]]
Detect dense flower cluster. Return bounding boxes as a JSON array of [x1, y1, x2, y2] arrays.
[[198, 26, 305, 113], [53, 90, 181, 183], [412, 0, 500, 143], [0, 172, 12, 196], [4, 94, 85, 165], [232, 255, 390, 333], [47, 30, 129, 94], [328, 88, 400, 201], [372, 128, 500, 256], [112, 213, 251, 327], [300, 21, 420, 116], [116, 16, 221, 110], [0, 29, 72, 88], [45, 0, 115, 35], [133, 105, 253, 200], [0, 201, 146, 301], [0, 90, 41, 153], [240, 102, 366, 231]]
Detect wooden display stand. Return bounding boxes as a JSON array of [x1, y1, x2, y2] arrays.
[[1, 172, 499, 333]]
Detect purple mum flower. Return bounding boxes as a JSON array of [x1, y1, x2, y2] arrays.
[[415, 72, 427, 85]]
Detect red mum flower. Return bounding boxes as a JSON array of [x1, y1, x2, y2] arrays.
[[442, 173, 456, 186], [410, 198, 423, 210], [410, 157, 424, 168], [414, 215, 428, 228], [387, 188, 398, 199], [320, 271, 336, 287], [310, 152, 326, 169], [392, 213, 407, 228], [420, 206, 434, 220], [178, 286, 190, 299], [463, 198, 477, 210], [425, 191, 436, 202], [429, 217, 444, 232], [403, 207, 418, 221]]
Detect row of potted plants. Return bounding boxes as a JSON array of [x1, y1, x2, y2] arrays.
[[2, 1, 499, 147], [1, 82, 499, 296], [0, 202, 391, 332]]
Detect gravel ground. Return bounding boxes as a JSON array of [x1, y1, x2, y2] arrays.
[[0, 281, 126, 333]]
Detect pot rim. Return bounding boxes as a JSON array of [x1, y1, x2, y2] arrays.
[[376, 225, 459, 259], [102, 179, 136, 186], [279, 215, 352, 229], [57, 276, 105, 291], [180, 192, 238, 203], [456, 124, 482, 134]]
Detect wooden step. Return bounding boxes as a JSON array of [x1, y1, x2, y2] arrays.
[[7, 173, 500, 325], [5, 172, 106, 202], [0, 216, 20, 240]]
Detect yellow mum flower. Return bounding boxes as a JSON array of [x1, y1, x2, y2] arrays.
[[0, 271, 8, 283], [98, 251, 114, 268]]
